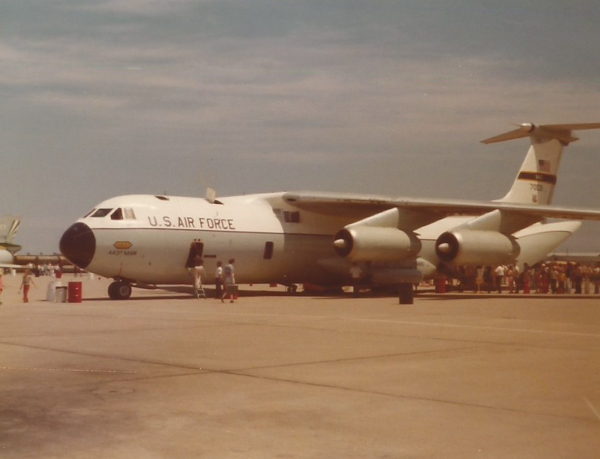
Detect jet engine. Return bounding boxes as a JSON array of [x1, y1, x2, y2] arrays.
[[334, 226, 421, 262], [0, 249, 15, 265], [435, 230, 519, 266]]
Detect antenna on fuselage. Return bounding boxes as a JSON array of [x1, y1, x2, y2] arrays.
[[206, 187, 217, 204]]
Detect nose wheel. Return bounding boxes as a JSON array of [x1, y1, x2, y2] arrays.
[[108, 281, 132, 300]]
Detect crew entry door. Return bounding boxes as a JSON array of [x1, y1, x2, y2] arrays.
[[185, 241, 204, 268]]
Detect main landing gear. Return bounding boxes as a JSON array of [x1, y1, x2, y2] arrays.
[[398, 283, 414, 305], [108, 281, 132, 300]]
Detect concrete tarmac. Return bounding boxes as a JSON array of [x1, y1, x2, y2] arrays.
[[1, 274, 599, 458]]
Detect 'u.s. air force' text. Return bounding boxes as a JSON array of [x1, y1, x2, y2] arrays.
[[148, 216, 236, 230]]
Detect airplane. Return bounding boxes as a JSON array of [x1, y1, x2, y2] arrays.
[[59, 123, 600, 303], [0, 215, 23, 269]]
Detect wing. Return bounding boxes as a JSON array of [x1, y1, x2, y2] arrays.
[[282, 191, 600, 222], [282, 192, 399, 218], [0, 263, 23, 269]]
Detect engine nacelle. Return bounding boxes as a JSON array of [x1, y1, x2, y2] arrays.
[[0, 249, 15, 265], [334, 226, 421, 262], [435, 230, 519, 266]]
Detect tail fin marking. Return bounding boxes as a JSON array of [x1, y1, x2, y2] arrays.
[[482, 123, 600, 206]]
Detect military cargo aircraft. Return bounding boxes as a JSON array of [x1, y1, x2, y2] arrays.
[[60, 123, 600, 303]]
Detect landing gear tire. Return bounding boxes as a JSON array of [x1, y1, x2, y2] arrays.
[[108, 281, 132, 300], [398, 283, 414, 305]]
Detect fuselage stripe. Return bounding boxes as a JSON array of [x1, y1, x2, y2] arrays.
[[517, 172, 557, 184], [85, 226, 334, 238]]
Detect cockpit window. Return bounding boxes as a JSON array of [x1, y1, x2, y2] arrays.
[[110, 208, 124, 220], [91, 208, 113, 218], [124, 208, 137, 220], [83, 209, 96, 218]]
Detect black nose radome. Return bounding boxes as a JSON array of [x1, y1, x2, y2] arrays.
[[60, 223, 96, 269]]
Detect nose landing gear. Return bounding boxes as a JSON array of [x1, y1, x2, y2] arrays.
[[285, 284, 298, 294], [108, 281, 132, 300]]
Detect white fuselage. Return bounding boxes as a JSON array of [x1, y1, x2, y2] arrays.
[[71, 193, 358, 285], [61, 192, 580, 287]]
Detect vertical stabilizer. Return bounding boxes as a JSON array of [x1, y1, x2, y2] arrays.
[[482, 123, 600, 205], [0, 215, 20, 244], [496, 138, 563, 205]]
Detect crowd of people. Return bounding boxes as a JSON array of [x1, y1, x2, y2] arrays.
[[29, 263, 64, 278], [448, 262, 600, 294]]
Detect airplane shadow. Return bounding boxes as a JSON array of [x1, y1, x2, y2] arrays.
[[80, 285, 600, 302], [82, 286, 376, 302], [417, 292, 600, 301]]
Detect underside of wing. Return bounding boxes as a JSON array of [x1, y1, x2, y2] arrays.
[[0, 263, 23, 269], [282, 191, 402, 218]]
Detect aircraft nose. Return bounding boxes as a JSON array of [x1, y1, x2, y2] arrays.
[[59, 222, 96, 269]]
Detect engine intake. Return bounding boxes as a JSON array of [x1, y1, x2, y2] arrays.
[[435, 230, 519, 265], [334, 226, 421, 262]]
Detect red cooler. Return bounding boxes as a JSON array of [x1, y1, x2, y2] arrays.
[[68, 281, 82, 303]]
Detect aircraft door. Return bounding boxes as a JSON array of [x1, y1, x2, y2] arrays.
[[185, 241, 204, 268]]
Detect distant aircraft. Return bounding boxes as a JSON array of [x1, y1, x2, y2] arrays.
[[0, 215, 22, 269], [60, 123, 600, 303]]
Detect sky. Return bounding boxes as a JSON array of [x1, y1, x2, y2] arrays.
[[2, 0, 600, 255]]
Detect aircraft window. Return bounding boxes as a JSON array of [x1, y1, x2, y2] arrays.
[[284, 211, 300, 223], [263, 241, 274, 260], [111, 208, 124, 220], [83, 209, 96, 218], [273, 209, 300, 223], [91, 208, 113, 218], [155, 196, 170, 201], [124, 208, 137, 220]]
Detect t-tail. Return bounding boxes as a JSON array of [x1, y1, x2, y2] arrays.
[[0, 215, 22, 253], [482, 123, 600, 205]]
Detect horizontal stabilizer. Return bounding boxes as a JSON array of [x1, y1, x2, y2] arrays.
[[481, 123, 600, 145]]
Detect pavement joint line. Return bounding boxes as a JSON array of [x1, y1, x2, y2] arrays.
[[344, 318, 600, 338], [3, 311, 597, 356], [0, 338, 485, 377], [61, 304, 600, 339], [9, 339, 596, 427], [0, 366, 136, 374], [583, 397, 600, 422], [46, 357, 595, 426], [117, 306, 600, 339], [224, 345, 488, 373], [28, 306, 600, 338], [0, 341, 205, 372], [218, 369, 600, 425]]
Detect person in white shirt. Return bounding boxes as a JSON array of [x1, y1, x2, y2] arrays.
[[190, 257, 206, 299], [214, 261, 224, 300], [349, 263, 363, 298], [494, 265, 505, 293]]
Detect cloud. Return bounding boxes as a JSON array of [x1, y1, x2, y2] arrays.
[[73, 0, 202, 16], [3, 0, 600, 253]]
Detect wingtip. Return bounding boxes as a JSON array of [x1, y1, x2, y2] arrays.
[[481, 122, 600, 145]]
